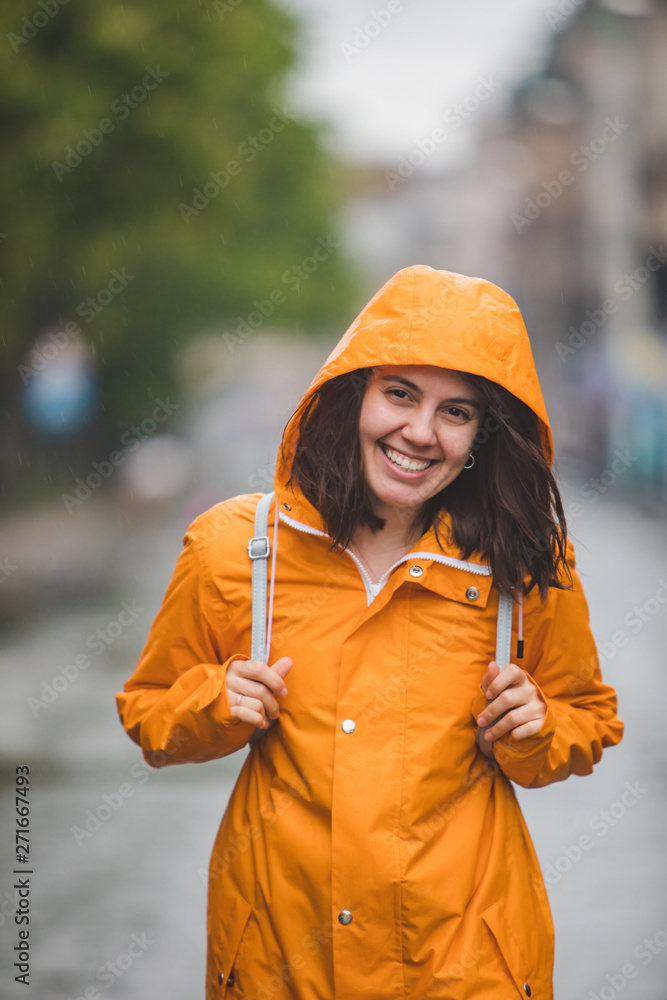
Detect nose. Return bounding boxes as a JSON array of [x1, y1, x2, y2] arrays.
[[401, 405, 437, 448]]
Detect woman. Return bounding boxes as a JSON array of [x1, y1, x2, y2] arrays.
[[117, 265, 623, 999]]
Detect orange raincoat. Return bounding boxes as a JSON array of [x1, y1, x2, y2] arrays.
[[117, 266, 623, 999]]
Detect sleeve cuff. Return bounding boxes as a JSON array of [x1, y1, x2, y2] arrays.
[[194, 653, 252, 731], [470, 674, 557, 784]]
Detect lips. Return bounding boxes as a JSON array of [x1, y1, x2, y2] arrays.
[[380, 443, 437, 473]]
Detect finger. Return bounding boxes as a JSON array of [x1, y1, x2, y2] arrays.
[[475, 726, 496, 760], [238, 660, 291, 698], [270, 656, 293, 682], [269, 656, 293, 695], [481, 661, 500, 696], [232, 678, 281, 719], [477, 683, 535, 726], [230, 700, 270, 729], [483, 704, 543, 742], [483, 663, 524, 702], [504, 718, 545, 742]]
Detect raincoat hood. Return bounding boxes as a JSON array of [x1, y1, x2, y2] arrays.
[[276, 265, 552, 511]]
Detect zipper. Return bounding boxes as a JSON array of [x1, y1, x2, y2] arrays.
[[345, 548, 383, 604], [280, 512, 491, 607]]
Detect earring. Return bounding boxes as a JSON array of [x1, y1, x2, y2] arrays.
[[463, 453, 475, 469]]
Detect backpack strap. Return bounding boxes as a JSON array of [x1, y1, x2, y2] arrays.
[[247, 492, 275, 749], [248, 491, 275, 663], [495, 591, 514, 669], [476, 591, 514, 749]]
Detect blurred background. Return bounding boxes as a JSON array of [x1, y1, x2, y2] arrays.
[[1, 0, 666, 997]]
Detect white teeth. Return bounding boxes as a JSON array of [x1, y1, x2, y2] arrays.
[[383, 446, 431, 472]]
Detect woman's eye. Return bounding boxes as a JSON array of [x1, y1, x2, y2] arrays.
[[386, 388, 410, 400], [446, 406, 466, 418]]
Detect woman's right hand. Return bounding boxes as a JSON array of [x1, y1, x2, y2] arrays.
[[224, 656, 293, 729]]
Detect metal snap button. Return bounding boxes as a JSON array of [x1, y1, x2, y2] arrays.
[[342, 719, 356, 734], [408, 565, 423, 578], [523, 984, 532, 997], [338, 910, 353, 925], [282, 503, 291, 511], [465, 586, 480, 601]]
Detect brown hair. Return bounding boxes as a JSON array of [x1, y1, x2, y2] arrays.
[[288, 368, 569, 599]]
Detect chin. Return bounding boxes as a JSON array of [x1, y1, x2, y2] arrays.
[[372, 481, 442, 512]]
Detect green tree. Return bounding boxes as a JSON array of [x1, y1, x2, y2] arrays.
[[0, 0, 356, 497]]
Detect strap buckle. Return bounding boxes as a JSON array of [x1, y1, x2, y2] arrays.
[[247, 535, 270, 560]]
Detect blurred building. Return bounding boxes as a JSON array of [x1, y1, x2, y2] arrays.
[[342, 0, 667, 507], [504, 0, 667, 505]]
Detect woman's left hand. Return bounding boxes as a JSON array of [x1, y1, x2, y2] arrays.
[[476, 661, 547, 748]]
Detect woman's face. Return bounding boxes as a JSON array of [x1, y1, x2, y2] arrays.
[[358, 365, 483, 518]]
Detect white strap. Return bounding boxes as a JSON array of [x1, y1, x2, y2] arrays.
[[249, 491, 274, 663], [247, 492, 275, 749], [476, 591, 515, 749], [495, 592, 514, 669]]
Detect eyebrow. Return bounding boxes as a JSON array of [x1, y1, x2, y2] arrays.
[[378, 375, 481, 409]]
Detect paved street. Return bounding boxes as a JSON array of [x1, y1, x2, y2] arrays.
[[0, 366, 665, 998]]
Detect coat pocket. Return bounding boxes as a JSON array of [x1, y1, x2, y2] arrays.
[[481, 899, 553, 999], [212, 893, 253, 996]]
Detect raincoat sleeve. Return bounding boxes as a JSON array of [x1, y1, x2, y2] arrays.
[[472, 543, 624, 788], [115, 522, 255, 766]]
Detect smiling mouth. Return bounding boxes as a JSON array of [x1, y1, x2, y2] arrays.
[[381, 443, 437, 472]]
